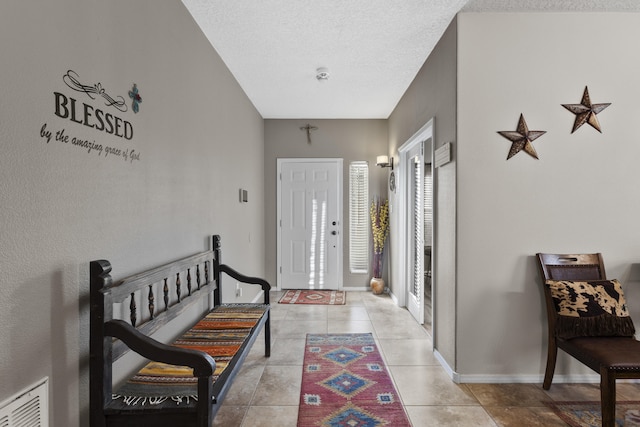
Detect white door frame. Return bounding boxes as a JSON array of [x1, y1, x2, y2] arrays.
[[276, 158, 343, 291], [397, 119, 434, 325]]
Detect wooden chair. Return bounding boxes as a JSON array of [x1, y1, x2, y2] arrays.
[[537, 253, 640, 427]]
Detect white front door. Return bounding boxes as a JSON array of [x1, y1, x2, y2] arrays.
[[277, 159, 343, 290]]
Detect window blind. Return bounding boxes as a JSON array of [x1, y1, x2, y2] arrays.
[[412, 157, 422, 301], [424, 166, 433, 247], [349, 161, 369, 273]]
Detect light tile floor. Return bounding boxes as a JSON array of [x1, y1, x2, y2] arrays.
[[213, 291, 640, 426]]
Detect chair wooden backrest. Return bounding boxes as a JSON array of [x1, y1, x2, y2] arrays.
[[537, 253, 606, 282], [537, 253, 607, 339]]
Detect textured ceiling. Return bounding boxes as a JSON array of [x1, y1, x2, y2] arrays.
[[462, 0, 640, 12], [182, 0, 640, 119]]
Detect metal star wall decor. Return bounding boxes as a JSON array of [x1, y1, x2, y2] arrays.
[[497, 114, 546, 160], [561, 86, 611, 133]]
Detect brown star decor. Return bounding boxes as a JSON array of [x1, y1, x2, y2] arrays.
[[562, 86, 611, 133], [497, 114, 546, 160]]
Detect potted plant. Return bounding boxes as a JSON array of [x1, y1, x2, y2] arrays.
[[370, 196, 389, 294]]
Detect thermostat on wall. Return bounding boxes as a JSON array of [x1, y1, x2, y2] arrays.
[[435, 142, 452, 168]]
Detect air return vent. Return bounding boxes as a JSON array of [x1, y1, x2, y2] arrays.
[[0, 377, 48, 427]]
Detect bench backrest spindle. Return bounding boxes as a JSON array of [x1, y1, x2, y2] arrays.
[[176, 272, 181, 303], [163, 278, 169, 311], [129, 293, 137, 327], [187, 268, 192, 296], [148, 284, 155, 320]]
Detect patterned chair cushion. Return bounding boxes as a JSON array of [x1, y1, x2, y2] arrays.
[[545, 279, 636, 339]]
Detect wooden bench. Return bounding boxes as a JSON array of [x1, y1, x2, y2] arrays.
[[90, 235, 271, 427]]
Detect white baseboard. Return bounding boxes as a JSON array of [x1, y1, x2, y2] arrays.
[[456, 373, 611, 384], [343, 287, 370, 291], [252, 290, 264, 303], [460, 374, 639, 384], [431, 352, 604, 384], [434, 350, 461, 383], [388, 290, 400, 305]]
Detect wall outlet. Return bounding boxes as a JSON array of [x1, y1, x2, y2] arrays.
[[235, 283, 242, 297]]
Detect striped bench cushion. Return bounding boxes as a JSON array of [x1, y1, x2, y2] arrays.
[[112, 304, 267, 406]]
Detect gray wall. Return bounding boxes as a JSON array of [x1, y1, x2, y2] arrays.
[[388, 11, 640, 383], [0, 1, 265, 425], [387, 19, 458, 370], [455, 12, 640, 382], [264, 120, 388, 288]]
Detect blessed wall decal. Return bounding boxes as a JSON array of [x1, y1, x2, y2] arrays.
[[63, 70, 128, 112], [128, 83, 142, 113], [38, 69, 142, 163], [53, 92, 133, 139], [39, 123, 140, 162]]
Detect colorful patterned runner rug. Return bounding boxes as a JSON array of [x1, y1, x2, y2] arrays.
[[544, 400, 640, 426], [297, 333, 411, 427], [279, 290, 346, 305]]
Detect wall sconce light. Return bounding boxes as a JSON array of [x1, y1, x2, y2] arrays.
[[376, 155, 394, 170]]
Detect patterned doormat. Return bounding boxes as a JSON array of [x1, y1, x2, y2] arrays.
[[544, 400, 640, 426], [279, 290, 346, 305], [297, 333, 411, 427]]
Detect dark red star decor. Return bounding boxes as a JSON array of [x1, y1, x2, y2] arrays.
[[562, 86, 611, 133], [497, 114, 546, 160]]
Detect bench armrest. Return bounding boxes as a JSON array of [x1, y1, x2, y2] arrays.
[[218, 263, 272, 304], [104, 319, 215, 377]]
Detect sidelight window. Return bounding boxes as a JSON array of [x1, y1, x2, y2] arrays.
[[349, 161, 369, 273]]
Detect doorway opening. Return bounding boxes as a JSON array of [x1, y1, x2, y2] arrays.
[[398, 119, 434, 331]]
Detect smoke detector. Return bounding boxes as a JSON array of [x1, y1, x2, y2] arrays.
[[316, 67, 330, 81]]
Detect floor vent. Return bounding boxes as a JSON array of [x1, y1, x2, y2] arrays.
[[0, 378, 48, 427]]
